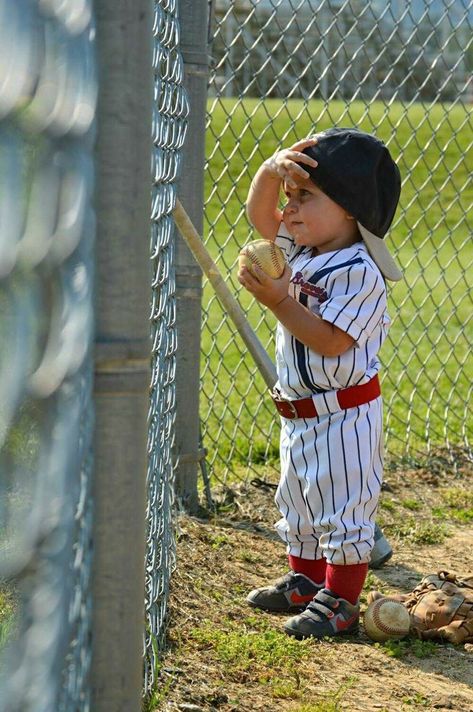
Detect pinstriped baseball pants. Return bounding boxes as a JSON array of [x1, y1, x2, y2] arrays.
[[274, 397, 384, 566]]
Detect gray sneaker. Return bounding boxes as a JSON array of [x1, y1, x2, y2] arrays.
[[246, 571, 323, 612], [284, 589, 360, 639], [369, 524, 393, 569]]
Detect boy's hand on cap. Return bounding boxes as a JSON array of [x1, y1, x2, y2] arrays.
[[263, 138, 318, 188]]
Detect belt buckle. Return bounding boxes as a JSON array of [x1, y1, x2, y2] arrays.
[[271, 388, 298, 419]]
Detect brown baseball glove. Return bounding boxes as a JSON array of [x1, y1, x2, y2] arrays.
[[368, 571, 473, 645]]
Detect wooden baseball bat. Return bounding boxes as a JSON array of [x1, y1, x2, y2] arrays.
[[172, 199, 278, 390]]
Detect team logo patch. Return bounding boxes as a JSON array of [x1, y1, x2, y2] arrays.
[[291, 271, 328, 303]]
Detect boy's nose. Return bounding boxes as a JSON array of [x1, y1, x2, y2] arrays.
[[285, 199, 299, 213]]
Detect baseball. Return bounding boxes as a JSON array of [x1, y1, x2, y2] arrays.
[[238, 239, 286, 279], [363, 598, 411, 642]]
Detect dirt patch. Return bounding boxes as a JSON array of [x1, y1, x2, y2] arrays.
[[154, 457, 473, 712]]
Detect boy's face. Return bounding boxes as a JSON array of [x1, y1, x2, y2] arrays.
[[282, 176, 358, 253]]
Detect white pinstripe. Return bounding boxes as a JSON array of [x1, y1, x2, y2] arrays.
[[275, 398, 384, 565], [275, 225, 390, 398], [273, 224, 388, 565]]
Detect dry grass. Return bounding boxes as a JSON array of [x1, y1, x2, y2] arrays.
[[151, 453, 473, 712]]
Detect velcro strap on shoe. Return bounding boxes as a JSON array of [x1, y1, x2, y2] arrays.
[[307, 590, 339, 616]]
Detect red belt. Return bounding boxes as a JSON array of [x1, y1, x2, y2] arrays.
[[272, 375, 381, 419]]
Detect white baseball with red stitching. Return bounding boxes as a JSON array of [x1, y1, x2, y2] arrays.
[[239, 239, 286, 279], [363, 598, 411, 642]]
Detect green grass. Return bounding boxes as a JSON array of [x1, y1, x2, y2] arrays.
[[441, 487, 473, 509], [388, 517, 448, 545], [0, 585, 17, 657], [401, 499, 422, 511], [291, 677, 358, 711], [434, 487, 473, 522], [376, 638, 439, 659], [190, 615, 313, 676], [188, 614, 358, 707], [201, 98, 472, 474]]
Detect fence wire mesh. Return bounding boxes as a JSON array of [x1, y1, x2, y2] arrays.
[[201, 0, 473, 485], [145, 0, 188, 696], [0, 1, 96, 710]]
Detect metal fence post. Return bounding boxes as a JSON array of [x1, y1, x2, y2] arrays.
[[174, 0, 209, 512], [92, 1, 152, 710]]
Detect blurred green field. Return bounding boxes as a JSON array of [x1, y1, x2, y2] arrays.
[[201, 99, 472, 474]]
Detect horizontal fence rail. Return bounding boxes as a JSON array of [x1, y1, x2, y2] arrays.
[[201, 0, 473, 486]]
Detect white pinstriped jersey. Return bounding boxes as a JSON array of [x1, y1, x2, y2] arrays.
[[273, 222, 387, 564], [275, 222, 390, 399]]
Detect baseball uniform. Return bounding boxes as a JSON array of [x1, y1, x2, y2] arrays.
[[273, 222, 389, 566]]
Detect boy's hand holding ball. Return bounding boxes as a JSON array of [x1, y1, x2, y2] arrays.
[[238, 240, 290, 310], [238, 239, 286, 279]]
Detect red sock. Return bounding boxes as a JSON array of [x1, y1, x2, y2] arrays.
[[325, 562, 368, 605], [288, 555, 326, 585]]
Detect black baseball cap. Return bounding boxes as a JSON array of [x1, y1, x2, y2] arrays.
[[301, 128, 402, 281]]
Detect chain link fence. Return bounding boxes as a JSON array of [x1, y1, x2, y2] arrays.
[[0, 1, 96, 710], [145, 0, 188, 696], [0, 0, 185, 707], [0, 0, 189, 708], [201, 0, 473, 486], [5, 0, 471, 708]]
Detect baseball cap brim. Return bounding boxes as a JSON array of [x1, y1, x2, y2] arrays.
[[357, 222, 403, 282]]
